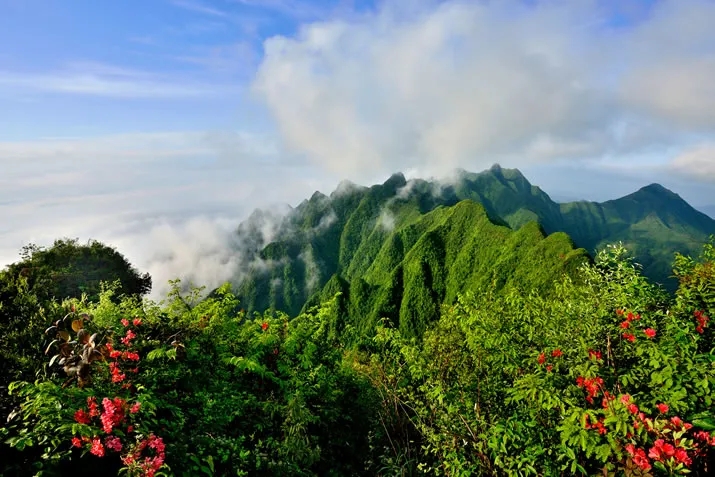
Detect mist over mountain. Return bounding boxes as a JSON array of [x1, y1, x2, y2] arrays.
[[224, 165, 715, 335]]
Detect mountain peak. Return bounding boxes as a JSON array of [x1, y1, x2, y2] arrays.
[[640, 183, 671, 194], [627, 183, 680, 202], [383, 172, 407, 189]]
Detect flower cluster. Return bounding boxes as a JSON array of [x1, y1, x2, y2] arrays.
[[694, 310, 709, 334], [537, 348, 562, 372], [613, 396, 714, 473], [66, 317, 165, 476], [576, 375, 604, 404], [617, 309, 658, 342], [122, 434, 166, 477], [106, 319, 142, 385]]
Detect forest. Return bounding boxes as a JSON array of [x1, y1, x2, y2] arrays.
[[0, 228, 713, 476]]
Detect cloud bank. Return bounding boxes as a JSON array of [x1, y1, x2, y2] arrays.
[[253, 0, 715, 181]]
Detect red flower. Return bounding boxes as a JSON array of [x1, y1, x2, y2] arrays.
[[127, 425, 134, 433], [90, 436, 105, 457], [660, 442, 676, 457], [670, 416, 683, 428], [675, 448, 692, 466], [620, 321, 630, 329], [104, 436, 123, 452], [71, 437, 83, 448], [74, 409, 91, 425], [87, 397, 99, 417], [694, 311, 709, 333], [622, 333, 636, 342], [121, 329, 136, 346], [588, 349, 602, 361], [537, 352, 546, 365], [627, 312, 635, 321], [546, 365, 553, 372], [620, 394, 631, 404], [616, 308, 624, 316], [627, 446, 651, 471], [130, 402, 141, 414], [133, 318, 142, 326], [628, 403, 639, 414], [551, 349, 563, 358], [656, 403, 669, 414], [121, 318, 130, 327], [261, 322, 269, 331], [644, 328, 656, 338]]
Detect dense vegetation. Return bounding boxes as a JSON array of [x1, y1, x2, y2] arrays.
[[1, 234, 714, 476], [231, 166, 715, 324], [0, 239, 152, 427], [1, 174, 714, 476]]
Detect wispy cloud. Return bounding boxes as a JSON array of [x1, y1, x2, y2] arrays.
[[0, 61, 238, 99], [230, 0, 333, 20], [169, 0, 228, 17]]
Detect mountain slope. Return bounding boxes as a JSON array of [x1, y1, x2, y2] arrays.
[[229, 166, 715, 331], [307, 201, 587, 337]]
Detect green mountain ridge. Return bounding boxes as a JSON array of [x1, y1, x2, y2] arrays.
[[229, 165, 715, 335]]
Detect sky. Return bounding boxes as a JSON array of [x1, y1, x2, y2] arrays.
[[1, 0, 715, 296]]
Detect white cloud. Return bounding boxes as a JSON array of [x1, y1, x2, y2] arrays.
[[0, 130, 338, 298], [253, 0, 715, 181], [669, 143, 715, 182], [0, 61, 238, 99]]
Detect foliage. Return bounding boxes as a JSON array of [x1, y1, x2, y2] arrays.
[[363, 242, 715, 475], [2, 234, 715, 476], [0, 239, 152, 430]]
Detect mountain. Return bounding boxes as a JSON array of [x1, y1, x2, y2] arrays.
[[229, 166, 715, 334]]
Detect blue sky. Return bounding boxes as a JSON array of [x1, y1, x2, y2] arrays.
[[1, 0, 714, 295]]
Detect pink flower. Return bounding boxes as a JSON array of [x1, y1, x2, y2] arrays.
[[620, 394, 631, 405], [671, 416, 684, 428], [104, 436, 123, 452], [71, 437, 82, 448], [121, 318, 130, 327], [90, 436, 105, 457], [121, 329, 136, 346], [644, 328, 656, 338], [130, 402, 141, 414], [628, 403, 639, 415], [656, 403, 669, 414], [133, 318, 142, 326]]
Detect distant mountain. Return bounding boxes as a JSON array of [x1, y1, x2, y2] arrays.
[[450, 166, 715, 287], [228, 166, 715, 335]]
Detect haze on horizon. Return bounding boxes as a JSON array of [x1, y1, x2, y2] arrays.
[[1, 0, 715, 297]]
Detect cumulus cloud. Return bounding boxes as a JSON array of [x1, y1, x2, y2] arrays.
[[669, 143, 715, 182], [253, 0, 715, 181]]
